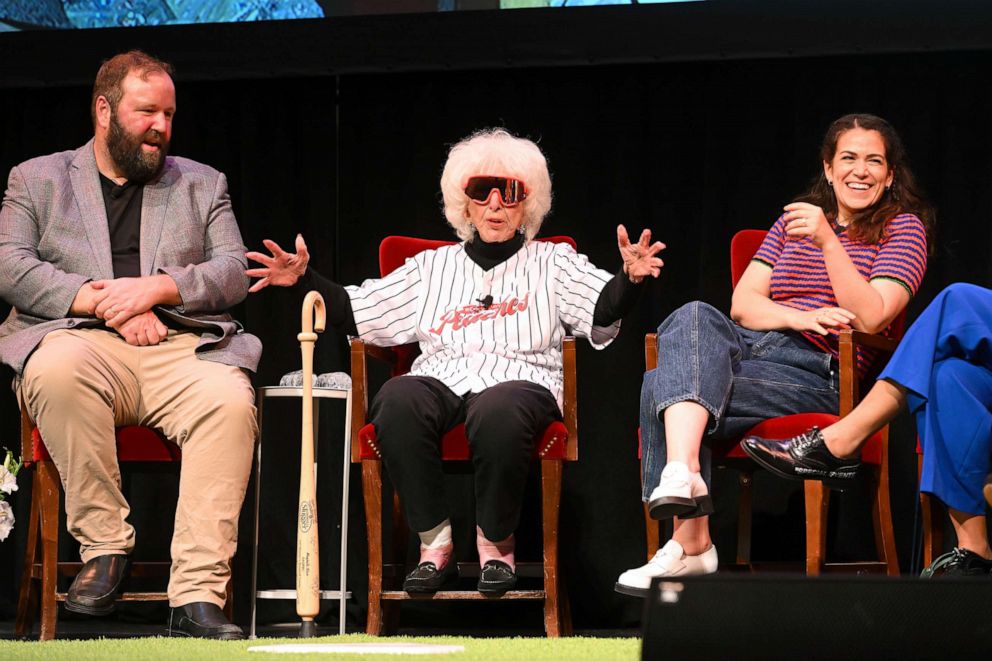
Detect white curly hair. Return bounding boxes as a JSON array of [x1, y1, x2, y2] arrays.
[[439, 128, 553, 241]]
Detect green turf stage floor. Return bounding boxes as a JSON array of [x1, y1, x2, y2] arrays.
[[0, 633, 640, 660]]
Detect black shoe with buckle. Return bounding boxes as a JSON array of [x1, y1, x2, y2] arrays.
[[403, 560, 458, 593], [167, 602, 244, 640], [65, 554, 130, 616], [741, 427, 860, 488], [921, 547, 992, 578], [477, 560, 517, 594]]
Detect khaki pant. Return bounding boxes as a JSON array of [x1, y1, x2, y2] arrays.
[[19, 328, 257, 608]]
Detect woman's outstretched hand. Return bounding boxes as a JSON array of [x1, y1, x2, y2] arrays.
[[617, 224, 665, 283], [246, 234, 310, 293]]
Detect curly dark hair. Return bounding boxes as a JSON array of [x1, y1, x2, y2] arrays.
[[91, 50, 174, 127], [794, 113, 934, 246]]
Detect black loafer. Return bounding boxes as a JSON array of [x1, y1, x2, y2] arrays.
[[65, 554, 130, 616], [922, 547, 992, 578], [477, 560, 517, 594], [403, 560, 458, 593], [168, 602, 244, 640], [741, 427, 860, 488]]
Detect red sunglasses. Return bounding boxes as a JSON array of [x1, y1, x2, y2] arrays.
[[464, 176, 528, 207]]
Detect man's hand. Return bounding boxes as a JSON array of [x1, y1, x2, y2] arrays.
[[114, 310, 169, 346], [92, 274, 180, 327], [69, 282, 103, 317]]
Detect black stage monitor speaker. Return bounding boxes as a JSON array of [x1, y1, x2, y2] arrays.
[[641, 574, 991, 660]]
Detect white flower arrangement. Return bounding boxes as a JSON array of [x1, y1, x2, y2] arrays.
[[0, 448, 22, 542]]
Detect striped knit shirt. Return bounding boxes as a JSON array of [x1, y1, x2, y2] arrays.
[[345, 241, 619, 411], [752, 213, 928, 376]]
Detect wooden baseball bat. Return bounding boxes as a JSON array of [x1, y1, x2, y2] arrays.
[[297, 290, 325, 638]]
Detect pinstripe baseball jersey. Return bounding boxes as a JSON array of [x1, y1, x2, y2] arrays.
[[345, 240, 619, 410]]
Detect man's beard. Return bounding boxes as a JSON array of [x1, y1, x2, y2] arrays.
[[106, 112, 169, 183]]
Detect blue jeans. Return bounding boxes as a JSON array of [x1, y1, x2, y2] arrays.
[[641, 302, 839, 499]]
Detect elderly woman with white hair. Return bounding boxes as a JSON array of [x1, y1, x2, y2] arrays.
[[248, 128, 664, 593]]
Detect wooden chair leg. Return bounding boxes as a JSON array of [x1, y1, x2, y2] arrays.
[[541, 459, 563, 638], [643, 502, 659, 561], [736, 470, 754, 567], [804, 480, 829, 576], [362, 461, 384, 636], [38, 461, 61, 641], [15, 469, 42, 638], [870, 466, 900, 576]]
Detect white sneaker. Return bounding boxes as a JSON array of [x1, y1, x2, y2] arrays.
[[614, 539, 718, 597], [648, 461, 713, 520]]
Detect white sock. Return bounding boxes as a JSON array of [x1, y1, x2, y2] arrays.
[[418, 519, 453, 549], [418, 519, 453, 567]]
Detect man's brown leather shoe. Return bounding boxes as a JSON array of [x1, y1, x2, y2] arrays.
[[167, 602, 244, 640], [65, 554, 130, 616]]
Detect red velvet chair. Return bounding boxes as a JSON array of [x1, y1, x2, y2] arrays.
[[14, 404, 231, 640], [643, 229, 902, 575], [350, 235, 578, 637]]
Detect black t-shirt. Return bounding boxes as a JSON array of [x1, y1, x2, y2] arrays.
[[98, 173, 142, 278]]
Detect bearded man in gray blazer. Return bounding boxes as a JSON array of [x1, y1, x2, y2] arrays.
[[0, 51, 260, 640]]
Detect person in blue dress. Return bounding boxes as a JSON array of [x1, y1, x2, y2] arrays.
[[744, 283, 992, 577]]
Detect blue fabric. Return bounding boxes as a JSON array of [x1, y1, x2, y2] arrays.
[[641, 302, 839, 499], [879, 283, 992, 515]]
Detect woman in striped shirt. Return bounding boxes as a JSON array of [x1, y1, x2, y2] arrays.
[[616, 114, 932, 595], [248, 128, 665, 594]]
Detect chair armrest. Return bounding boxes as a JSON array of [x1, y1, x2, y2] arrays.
[[849, 330, 899, 353], [644, 333, 658, 371], [350, 338, 409, 461], [362, 342, 400, 367], [349, 338, 374, 462], [837, 328, 900, 416]]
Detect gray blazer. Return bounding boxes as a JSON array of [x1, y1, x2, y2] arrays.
[[0, 140, 261, 375]]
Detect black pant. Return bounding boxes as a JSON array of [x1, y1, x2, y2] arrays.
[[369, 376, 561, 541]]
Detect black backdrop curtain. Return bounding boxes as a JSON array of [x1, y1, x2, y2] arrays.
[[2, 49, 992, 631]]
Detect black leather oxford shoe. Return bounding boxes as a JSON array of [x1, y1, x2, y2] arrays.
[[742, 427, 860, 488], [403, 560, 458, 593], [922, 548, 992, 578], [167, 602, 244, 640], [65, 554, 130, 616], [477, 560, 517, 594]]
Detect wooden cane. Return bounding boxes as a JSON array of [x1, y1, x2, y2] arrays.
[[297, 290, 325, 638]]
